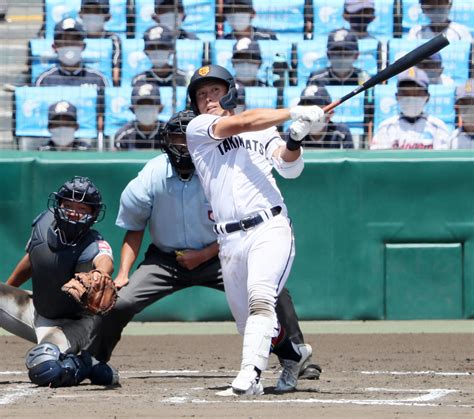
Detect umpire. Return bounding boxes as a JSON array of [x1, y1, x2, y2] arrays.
[[88, 111, 322, 381]]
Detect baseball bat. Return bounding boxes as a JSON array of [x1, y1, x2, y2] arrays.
[[322, 33, 450, 113]]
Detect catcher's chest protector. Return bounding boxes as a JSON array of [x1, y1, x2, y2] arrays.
[[28, 211, 96, 319]]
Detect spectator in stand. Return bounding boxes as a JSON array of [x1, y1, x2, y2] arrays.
[[152, 0, 198, 40], [114, 83, 164, 150], [79, 0, 122, 86], [342, 0, 378, 40], [223, 0, 277, 41], [416, 52, 454, 86], [35, 18, 109, 89], [408, 0, 472, 42], [231, 38, 267, 114], [306, 28, 369, 87], [371, 67, 450, 150], [131, 24, 188, 87], [40, 101, 90, 151], [449, 79, 474, 149], [296, 85, 353, 149]]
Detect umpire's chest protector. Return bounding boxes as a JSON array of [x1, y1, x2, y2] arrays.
[[28, 211, 95, 319]]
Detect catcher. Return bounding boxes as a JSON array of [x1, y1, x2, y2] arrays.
[[0, 176, 118, 387]]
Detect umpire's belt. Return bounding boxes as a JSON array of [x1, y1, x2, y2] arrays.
[[213, 206, 282, 235]]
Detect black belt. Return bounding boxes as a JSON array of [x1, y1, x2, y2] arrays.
[[214, 206, 282, 234]]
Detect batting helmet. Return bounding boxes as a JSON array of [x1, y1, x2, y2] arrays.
[[162, 110, 196, 180], [187, 65, 238, 114], [48, 176, 105, 245]]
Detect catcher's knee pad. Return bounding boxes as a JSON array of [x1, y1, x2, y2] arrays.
[[25, 343, 91, 387]]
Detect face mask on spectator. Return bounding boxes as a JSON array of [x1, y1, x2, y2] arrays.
[[234, 63, 259, 80], [158, 12, 182, 30], [147, 50, 170, 68], [57, 46, 83, 66], [135, 105, 160, 125], [227, 13, 252, 32], [329, 55, 356, 75], [50, 127, 76, 147], [398, 97, 427, 117], [460, 105, 474, 125], [424, 7, 450, 24], [81, 14, 106, 33]]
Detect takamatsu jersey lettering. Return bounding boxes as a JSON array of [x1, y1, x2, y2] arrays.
[[186, 113, 287, 224]]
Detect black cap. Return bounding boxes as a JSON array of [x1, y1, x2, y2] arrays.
[[132, 83, 161, 106], [327, 28, 359, 52], [155, 0, 184, 12], [223, 0, 254, 13], [143, 24, 175, 49], [232, 37, 261, 60], [48, 101, 78, 123], [54, 17, 86, 41], [298, 85, 332, 107], [81, 0, 110, 13]]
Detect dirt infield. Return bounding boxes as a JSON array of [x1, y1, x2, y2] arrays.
[[0, 332, 473, 418]]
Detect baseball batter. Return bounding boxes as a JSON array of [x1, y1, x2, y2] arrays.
[[186, 65, 325, 395], [0, 176, 118, 387]]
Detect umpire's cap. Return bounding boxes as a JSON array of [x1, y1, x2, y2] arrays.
[[54, 17, 86, 41], [187, 65, 238, 115], [298, 85, 332, 107]]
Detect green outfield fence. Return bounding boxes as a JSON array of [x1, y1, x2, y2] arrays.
[[1, 149, 473, 321]]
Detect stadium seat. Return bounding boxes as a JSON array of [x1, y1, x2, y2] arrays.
[[373, 84, 456, 132], [14, 85, 98, 139], [43, 0, 127, 38], [250, 0, 306, 42], [401, 0, 474, 37], [312, 0, 394, 38], [28, 38, 113, 86], [104, 86, 187, 138], [296, 37, 380, 85], [243, 87, 278, 110], [120, 38, 204, 86], [133, 0, 215, 41], [387, 38, 471, 85], [210, 39, 293, 86], [282, 85, 366, 135]]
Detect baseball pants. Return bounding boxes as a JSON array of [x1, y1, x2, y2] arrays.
[[88, 243, 304, 362], [0, 282, 96, 353]]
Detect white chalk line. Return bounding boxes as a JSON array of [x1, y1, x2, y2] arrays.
[[361, 370, 472, 376], [0, 384, 39, 405]]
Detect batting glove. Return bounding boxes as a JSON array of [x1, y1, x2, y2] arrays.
[[289, 119, 311, 142], [289, 105, 325, 123]]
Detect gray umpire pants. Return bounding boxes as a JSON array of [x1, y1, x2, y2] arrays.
[[88, 244, 304, 362]]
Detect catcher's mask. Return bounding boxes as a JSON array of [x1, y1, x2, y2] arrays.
[[187, 65, 238, 115], [48, 176, 105, 245], [162, 110, 196, 181]]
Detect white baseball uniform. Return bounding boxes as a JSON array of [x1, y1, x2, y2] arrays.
[[186, 113, 303, 370], [448, 127, 474, 149], [370, 114, 451, 150], [408, 22, 472, 42]]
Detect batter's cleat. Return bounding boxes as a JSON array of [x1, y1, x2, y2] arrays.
[[275, 343, 312, 393], [231, 366, 264, 396], [298, 347, 322, 380], [85, 354, 119, 386]]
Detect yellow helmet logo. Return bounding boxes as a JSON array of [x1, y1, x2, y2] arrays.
[[198, 66, 210, 76]]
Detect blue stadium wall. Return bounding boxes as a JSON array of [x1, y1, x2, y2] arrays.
[[1, 150, 473, 320]]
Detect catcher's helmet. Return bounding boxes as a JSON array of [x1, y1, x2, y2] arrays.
[[48, 176, 105, 245], [162, 110, 196, 181], [187, 65, 238, 114]]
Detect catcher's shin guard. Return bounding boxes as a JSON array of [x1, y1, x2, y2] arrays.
[[26, 343, 91, 387]]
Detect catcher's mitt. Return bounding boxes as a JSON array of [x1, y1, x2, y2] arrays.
[[61, 270, 117, 315]]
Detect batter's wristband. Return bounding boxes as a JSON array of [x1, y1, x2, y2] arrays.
[[286, 138, 302, 151]]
